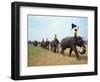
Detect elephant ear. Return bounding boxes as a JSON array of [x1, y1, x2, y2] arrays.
[[78, 37, 83, 42], [83, 40, 87, 45]]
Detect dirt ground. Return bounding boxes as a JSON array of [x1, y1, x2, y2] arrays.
[[28, 44, 88, 67]]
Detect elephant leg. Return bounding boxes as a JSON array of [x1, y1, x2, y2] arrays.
[[60, 48, 62, 54], [48, 45, 49, 50], [72, 46, 80, 60], [69, 48, 72, 56], [61, 49, 64, 55], [56, 46, 59, 53], [51, 45, 53, 52], [47, 45, 49, 49], [55, 47, 57, 53], [51, 46, 52, 51], [54, 47, 56, 53], [62, 50, 64, 55]]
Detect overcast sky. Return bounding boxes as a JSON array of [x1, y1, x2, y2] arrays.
[[28, 15, 88, 42]]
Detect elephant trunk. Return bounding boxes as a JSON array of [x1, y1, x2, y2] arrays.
[[81, 42, 86, 50]]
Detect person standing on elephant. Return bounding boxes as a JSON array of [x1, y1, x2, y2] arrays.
[[54, 34, 59, 45], [54, 34, 59, 43], [74, 27, 79, 44], [54, 34, 58, 41]]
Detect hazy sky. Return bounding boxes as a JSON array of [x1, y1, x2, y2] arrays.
[[28, 15, 88, 42]]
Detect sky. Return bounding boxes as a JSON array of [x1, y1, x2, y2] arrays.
[[28, 15, 88, 42]]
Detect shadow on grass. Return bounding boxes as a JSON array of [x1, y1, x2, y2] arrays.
[[63, 53, 87, 61]]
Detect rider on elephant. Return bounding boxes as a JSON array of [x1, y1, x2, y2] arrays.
[[54, 34, 59, 41], [73, 27, 79, 44]]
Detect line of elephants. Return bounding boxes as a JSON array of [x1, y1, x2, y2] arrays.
[[32, 36, 86, 60]]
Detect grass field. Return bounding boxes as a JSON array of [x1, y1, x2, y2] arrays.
[[28, 44, 88, 67]]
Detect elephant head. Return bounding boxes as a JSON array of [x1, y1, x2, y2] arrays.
[[76, 36, 86, 49]]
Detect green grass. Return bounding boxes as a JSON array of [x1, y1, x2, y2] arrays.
[[28, 44, 52, 66], [28, 44, 88, 66], [28, 44, 47, 57]]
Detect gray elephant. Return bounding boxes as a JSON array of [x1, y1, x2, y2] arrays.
[[40, 41, 50, 49], [50, 39, 59, 53], [60, 36, 86, 60]]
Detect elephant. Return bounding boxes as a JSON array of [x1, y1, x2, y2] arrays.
[[60, 36, 86, 60], [50, 39, 59, 53], [41, 41, 50, 49], [44, 41, 50, 49], [33, 40, 38, 47]]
